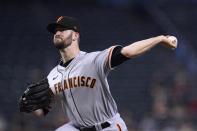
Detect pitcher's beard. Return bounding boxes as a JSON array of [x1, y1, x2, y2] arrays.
[[54, 38, 72, 50], [54, 42, 65, 49]]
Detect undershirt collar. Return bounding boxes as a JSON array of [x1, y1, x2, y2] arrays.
[[59, 58, 74, 67]]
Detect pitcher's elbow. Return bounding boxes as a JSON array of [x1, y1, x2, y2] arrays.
[[121, 48, 136, 58]]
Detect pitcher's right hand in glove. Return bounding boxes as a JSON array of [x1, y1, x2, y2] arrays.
[[19, 78, 54, 115]]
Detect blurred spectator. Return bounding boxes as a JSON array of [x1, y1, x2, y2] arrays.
[[172, 70, 190, 105], [0, 114, 7, 131]]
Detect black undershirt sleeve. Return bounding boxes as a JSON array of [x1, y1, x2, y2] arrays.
[[111, 46, 130, 68]]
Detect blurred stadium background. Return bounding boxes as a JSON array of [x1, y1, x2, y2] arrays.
[[0, 0, 197, 130]]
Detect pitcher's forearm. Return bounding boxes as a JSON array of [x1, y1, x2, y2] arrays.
[[121, 36, 164, 58]]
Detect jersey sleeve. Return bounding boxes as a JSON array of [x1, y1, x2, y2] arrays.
[[94, 45, 118, 76], [111, 45, 130, 68]]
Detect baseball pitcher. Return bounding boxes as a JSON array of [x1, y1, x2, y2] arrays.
[[19, 16, 178, 131]]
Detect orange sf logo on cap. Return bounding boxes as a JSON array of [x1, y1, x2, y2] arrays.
[[56, 16, 64, 23]]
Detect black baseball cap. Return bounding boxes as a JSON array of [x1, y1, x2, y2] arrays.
[[47, 16, 80, 34]]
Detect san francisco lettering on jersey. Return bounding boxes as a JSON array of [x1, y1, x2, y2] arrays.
[[54, 76, 96, 94]]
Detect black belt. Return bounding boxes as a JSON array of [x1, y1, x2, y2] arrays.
[[80, 122, 110, 131]]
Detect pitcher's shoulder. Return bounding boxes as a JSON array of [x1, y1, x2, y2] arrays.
[[47, 65, 61, 81], [82, 51, 101, 58]]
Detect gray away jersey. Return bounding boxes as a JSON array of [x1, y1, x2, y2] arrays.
[[47, 46, 118, 127]]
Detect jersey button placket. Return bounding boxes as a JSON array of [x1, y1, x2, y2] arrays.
[[62, 72, 69, 99], [64, 71, 72, 104]]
